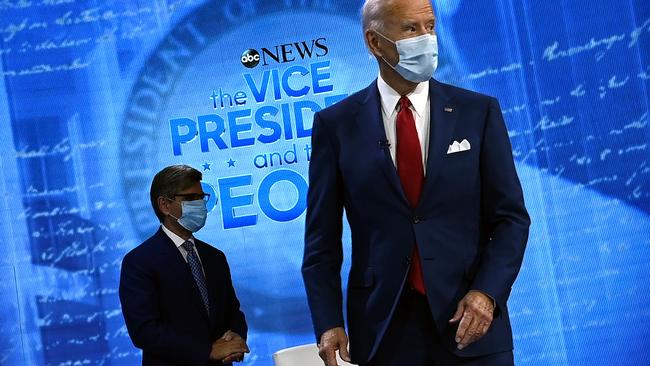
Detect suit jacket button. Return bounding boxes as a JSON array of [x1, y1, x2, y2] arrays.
[[413, 215, 421, 224], [405, 256, 411, 265]]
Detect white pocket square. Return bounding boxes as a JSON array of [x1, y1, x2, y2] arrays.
[[447, 139, 471, 154]]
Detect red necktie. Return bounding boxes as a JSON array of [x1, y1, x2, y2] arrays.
[[396, 96, 426, 295]]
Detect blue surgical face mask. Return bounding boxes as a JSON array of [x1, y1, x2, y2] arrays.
[[168, 198, 208, 233], [376, 31, 439, 83]]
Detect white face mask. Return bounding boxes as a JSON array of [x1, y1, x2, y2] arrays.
[[167, 198, 208, 232], [376, 31, 439, 83]]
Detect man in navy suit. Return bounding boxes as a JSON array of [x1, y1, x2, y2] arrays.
[[302, 0, 530, 365], [120, 165, 249, 365]]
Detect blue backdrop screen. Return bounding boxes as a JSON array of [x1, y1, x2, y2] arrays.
[[0, 0, 649, 365]]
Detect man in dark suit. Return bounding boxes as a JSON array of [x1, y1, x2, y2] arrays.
[[120, 165, 249, 365], [302, 0, 530, 365]]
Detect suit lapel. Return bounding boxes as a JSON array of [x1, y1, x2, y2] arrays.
[[356, 81, 409, 205], [359, 79, 458, 209], [155, 230, 211, 322], [418, 79, 459, 209]]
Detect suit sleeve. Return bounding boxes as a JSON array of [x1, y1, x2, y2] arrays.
[[119, 253, 212, 366], [470, 97, 531, 315], [221, 253, 248, 339], [301, 111, 345, 341]]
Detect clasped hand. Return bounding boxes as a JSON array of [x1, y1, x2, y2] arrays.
[[209, 330, 249, 364]]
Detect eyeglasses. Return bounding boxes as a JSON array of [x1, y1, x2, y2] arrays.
[[171, 193, 211, 202]]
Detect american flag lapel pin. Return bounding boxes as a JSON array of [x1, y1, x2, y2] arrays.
[[444, 107, 454, 113]]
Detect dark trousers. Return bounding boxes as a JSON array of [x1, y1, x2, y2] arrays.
[[364, 289, 514, 366]]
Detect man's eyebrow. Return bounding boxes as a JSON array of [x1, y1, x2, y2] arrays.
[[399, 17, 436, 28], [400, 21, 417, 28]]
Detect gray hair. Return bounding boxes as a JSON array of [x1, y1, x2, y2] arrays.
[[361, 0, 388, 32], [150, 164, 202, 222]]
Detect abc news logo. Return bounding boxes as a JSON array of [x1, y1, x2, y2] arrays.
[[241, 49, 261, 68], [241, 38, 328, 68]]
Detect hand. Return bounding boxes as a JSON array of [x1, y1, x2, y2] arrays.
[[318, 327, 351, 366], [209, 331, 249, 363], [220, 331, 248, 363], [449, 290, 495, 350]]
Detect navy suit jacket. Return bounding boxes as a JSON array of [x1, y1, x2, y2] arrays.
[[119, 228, 247, 366], [302, 79, 530, 363]]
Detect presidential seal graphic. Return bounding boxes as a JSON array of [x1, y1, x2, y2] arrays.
[[119, 0, 371, 359]]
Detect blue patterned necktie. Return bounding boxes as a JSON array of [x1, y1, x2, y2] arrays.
[[182, 240, 210, 315]]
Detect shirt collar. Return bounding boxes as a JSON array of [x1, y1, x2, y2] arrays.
[[161, 224, 194, 249], [377, 73, 429, 119]]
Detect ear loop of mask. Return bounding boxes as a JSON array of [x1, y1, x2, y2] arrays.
[[163, 196, 182, 221], [373, 30, 399, 69]]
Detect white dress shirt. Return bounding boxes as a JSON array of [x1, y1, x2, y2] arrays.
[[161, 224, 204, 271], [377, 73, 431, 172]]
